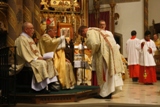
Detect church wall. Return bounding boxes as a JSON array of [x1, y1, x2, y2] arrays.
[[88, 0, 144, 57], [115, 0, 144, 57], [115, 0, 160, 57], [148, 0, 160, 26]]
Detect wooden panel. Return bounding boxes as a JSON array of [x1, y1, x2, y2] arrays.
[[154, 54, 160, 80], [154, 23, 160, 33]]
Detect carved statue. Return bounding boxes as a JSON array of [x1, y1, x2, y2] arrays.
[[0, 21, 6, 31], [40, 0, 49, 10], [73, 0, 80, 11], [94, 0, 100, 11], [0, 21, 7, 47]]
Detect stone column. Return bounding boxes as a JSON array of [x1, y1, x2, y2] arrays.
[[23, 0, 34, 22], [109, 2, 116, 34], [93, 0, 100, 27], [80, 0, 89, 26], [144, 0, 148, 32], [34, 0, 41, 38], [7, 0, 23, 46]]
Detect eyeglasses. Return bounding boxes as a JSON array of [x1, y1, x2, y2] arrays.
[[27, 27, 34, 30]]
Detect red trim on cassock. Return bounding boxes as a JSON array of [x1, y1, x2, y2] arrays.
[[103, 69, 106, 82], [92, 71, 98, 86]]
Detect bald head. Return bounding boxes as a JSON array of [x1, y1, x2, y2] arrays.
[[22, 22, 34, 37]]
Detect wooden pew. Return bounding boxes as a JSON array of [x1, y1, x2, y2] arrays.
[[0, 46, 16, 105], [153, 20, 160, 80]]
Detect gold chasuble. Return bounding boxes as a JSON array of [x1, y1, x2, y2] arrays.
[[86, 28, 124, 85], [54, 49, 75, 89], [13, 33, 57, 83], [37, 34, 76, 89], [154, 39, 160, 55], [154, 39, 160, 48]]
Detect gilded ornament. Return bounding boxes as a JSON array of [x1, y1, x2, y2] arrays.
[[143, 69, 147, 79], [0, 1, 8, 11]]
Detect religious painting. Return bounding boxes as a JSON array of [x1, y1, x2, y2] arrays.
[[57, 23, 73, 43], [60, 28, 70, 38]]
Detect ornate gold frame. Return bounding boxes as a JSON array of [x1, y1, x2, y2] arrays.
[[57, 23, 73, 43]]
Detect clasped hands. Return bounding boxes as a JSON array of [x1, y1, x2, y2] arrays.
[[147, 47, 152, 54], [141, 42, 152, 54], [37, 57, 44, 60], [141, 42, 145, 47]]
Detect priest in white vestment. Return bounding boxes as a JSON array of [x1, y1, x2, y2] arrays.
[[11, 22, 58, 92], [78, 26, 124, 99], [99, 20, 120, 49]]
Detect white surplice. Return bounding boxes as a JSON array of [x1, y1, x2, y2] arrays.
[[126, 38, 140, 65], [138, 39, 157, 66]]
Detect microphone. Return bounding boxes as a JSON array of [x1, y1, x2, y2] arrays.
[[81, 37, 85, 44]]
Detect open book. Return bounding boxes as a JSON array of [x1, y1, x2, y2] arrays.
[[43, 52, 54, 59]]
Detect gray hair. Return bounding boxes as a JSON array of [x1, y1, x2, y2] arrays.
[[22, 22, 30, 31], [46, 26, 57, 33]]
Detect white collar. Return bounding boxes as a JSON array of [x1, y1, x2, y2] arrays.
[[21, 32, 30, 38]]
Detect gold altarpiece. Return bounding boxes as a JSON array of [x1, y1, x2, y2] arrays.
[[0, 0, 89, 46], [40, 0, 88, 44]]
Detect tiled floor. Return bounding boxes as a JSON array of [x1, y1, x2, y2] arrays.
[[16, 78, 160, 107]]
